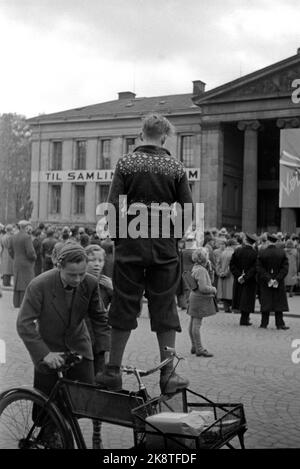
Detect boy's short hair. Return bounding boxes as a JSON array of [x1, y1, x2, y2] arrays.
[[141, 113, 175, 140], [85, 244, 105, 257]]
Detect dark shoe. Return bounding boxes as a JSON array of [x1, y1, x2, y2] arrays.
[[240, 322, 252, 326], [95, 365, 122, 391], [277, 325, 290, 330], [160, 372, 189, 394], [191, 346, 196, 354], [260, 325, 267, 328], [196, 349, 214, 357]]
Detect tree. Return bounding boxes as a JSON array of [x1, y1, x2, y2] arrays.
[[0, 114, 32, 223]]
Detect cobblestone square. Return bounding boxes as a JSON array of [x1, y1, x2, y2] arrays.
[[1, 289, 300, 449]]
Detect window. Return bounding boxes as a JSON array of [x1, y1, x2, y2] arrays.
[[125, 137, 136, 153], [50, 185, 61, 214], [99, 140, 111, 169], [74, 184, 85, 214], [97, 183, 110, 205], [75, 140, 86, 170], [52, 142, 62, 170], [180, 135, 194, 168]]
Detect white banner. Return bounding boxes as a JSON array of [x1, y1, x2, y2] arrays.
[[31, 168, 200, 183]]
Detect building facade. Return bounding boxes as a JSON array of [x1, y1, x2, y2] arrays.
[[28, 50, 300, 233], [28, 86, 203, 228], [193, 49, 300, 233]]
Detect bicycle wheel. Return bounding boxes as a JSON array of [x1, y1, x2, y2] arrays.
[[0, 388, 74, 449]]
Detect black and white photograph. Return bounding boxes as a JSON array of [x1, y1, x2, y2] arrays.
[[0, 0, 300, 455]]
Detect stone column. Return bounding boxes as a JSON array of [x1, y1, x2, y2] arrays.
[[200, 122, 224, 229], [238, 120, 261, 233]]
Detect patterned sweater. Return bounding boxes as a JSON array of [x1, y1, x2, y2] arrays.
[[107, 145, 193, 238]]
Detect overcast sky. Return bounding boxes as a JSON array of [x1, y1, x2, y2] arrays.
[[1, 0, 300, 118]]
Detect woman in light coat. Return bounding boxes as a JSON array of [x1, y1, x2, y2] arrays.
[[216, 239, 236, 312], [284, 239, 298, 297], [188, 248, 217, 357]]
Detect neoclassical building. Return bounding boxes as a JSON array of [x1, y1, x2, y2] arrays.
[[28, 87, 202, 228], [28, 50, 300, 232], [193, 49, 300, 233]]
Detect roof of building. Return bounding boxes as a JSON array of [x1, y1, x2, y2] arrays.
[[28, 92, 200, 124]]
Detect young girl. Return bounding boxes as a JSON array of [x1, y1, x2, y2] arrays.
[[188, 248, 217, 357]]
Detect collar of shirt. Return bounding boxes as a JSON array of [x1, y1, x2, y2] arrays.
[[59, 274, 77, 291], [133, 145, 171, 156]]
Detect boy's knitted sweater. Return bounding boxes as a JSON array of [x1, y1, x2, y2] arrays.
[[107, 145, 193, 238]]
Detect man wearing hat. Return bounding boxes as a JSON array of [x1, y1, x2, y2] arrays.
[[8, 220, 36, 308], [230, 233, 258, 326], [17, 244, 110, 427], [256, 233, 289, 330]]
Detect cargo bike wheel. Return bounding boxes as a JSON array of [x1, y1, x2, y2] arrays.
[[0, 388, 74, 449]]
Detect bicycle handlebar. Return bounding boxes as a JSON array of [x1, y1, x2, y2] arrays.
[[40, 351, 83, 373], [121, 348, 183, 377]]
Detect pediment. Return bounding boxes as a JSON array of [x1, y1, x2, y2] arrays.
[[194, 53, 300, 104]]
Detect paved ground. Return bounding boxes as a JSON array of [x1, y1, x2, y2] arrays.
[[0, 287, 300, 449]]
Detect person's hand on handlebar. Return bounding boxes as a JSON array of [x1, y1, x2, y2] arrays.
[[43, 352, 65, 369]]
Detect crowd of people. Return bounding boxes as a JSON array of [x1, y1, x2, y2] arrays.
[[177, 226, 296, 357], [0, 221, 113, 303]]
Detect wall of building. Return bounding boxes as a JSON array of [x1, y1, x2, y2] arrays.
[[30, 113, 202, 228]]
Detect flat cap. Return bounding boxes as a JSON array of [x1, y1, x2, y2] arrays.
[[267, 233, 278, 243], [18, 220, 31, 228], [245, 233, 257, 245]]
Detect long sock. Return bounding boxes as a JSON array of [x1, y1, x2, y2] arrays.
[[191, 317, 203, 353], [108, 328, 131, 368], [188, 318, 195, 349], [156, 329, 176, 375]]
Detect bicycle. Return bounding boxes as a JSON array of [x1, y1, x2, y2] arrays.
[[0, 349, 247, 449], [0, 348, 185, 449]]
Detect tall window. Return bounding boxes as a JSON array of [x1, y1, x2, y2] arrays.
[[99, 140, 111, 169], [50, 185, 61, 214], [125, 137, 136, 153], [97, 183, 110, 204], [74, 184, 85, 214], [75, 140, 86, 170], [180, 135, 194, 168], [52, 142, 62, 170]]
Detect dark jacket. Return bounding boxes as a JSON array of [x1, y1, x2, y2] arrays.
[[230, 244, 257, 312], [256, 245, 289, 312], [8, 231, 36, 290], [17, 269, 110, 367]]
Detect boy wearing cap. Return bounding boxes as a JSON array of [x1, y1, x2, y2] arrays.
[[17, 243, 110, 409], [230, 233, 258, 326], [257, 234, 289, 330]]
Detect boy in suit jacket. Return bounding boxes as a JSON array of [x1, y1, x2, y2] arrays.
[[17, 243, 110, 404]]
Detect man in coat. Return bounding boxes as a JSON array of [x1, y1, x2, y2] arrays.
[[230, 233, 258, 326], [0, 224, 14, 286], [8, 220, 36, 308], [256, 233, 289, 330]]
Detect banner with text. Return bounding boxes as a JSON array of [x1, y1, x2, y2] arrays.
[[31, 168, 201, 183], [279, 129, 300, 207]]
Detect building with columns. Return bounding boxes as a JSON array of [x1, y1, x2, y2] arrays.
[[28, 50, 300, 233], [28, 89, 202, 228], [193, 49, 300, 233]]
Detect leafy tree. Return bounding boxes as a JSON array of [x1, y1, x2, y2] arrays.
[[0, 114, 32, 223]]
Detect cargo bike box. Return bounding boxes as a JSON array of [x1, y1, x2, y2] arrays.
[[131, 388, 247, 450]]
